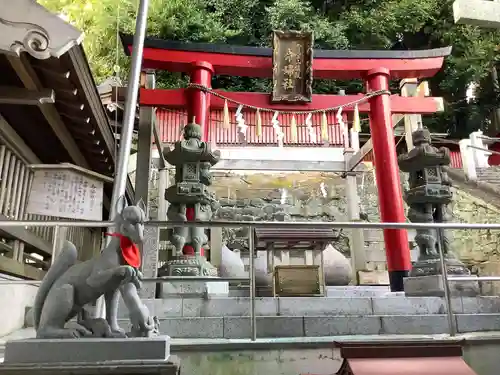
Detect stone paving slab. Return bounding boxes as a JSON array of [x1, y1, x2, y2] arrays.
[[303, 316, 382, 336]]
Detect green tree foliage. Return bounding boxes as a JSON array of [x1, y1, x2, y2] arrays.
[[39, 0, 500, 137]]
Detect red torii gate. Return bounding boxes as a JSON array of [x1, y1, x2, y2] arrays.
[[121, 34, 450, 291]]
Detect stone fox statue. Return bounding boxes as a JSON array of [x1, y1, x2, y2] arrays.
[[32, 197, 155, 339]]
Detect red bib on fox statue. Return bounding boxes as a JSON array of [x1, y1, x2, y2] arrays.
[[105, 233, 141, 268]]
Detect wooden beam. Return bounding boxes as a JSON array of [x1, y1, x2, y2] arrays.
[[135, 72, 156, 206], [0, 255, 46, 280], [29, 163, 114, 183], [0, 86, 54, 105], [152, 113, 166, 168], [6, 55, 113, 211], [212, 159, 346, 171], [0, 113, 41, 165], [0, 214, 52, 256], [6, 54, 90, 168], [121, 33, 450, 80], [66, 48, 117, 166], [66, 47, 136, 205], [140, 88, 445, 114], [347, 115, 404, 171]]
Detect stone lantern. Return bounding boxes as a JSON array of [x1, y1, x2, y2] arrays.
[[398, 128, 477, 295], [161, 122, 221, 277]]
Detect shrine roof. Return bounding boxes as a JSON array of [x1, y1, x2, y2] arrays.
[[0, 46, 135, 213], [121, 33, 451, 61], [254, 227, 338, 251], [120, 33, 452, 79]]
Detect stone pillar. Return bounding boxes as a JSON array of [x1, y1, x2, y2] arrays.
[[140, 225, 160, 298], [470, 130, 490, 168], [344, 149, 366, 280], [157, 167, 169, 220], [210, 227, 223, 268], [459, 139, 477, 181], [51, 226, 69, 262], [134, 70, 159, 298], [135, 70, 155, 211], [400, 78, 422, 151], [366, 68, 411, 291]]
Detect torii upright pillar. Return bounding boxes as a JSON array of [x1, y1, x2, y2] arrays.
[[366, 68, 412, 291], [182, 61, 214, 257], [187, 61, 214, 140]]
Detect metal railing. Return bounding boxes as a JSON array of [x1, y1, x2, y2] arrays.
[[1, 219, 500, 341]]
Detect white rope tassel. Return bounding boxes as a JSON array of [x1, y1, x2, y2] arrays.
[[305, 113, 316, 143], [280, 188, 288, 205], [235, 104, 248, 142], [320, 182, 327, 198], [336, 107, 349, 148], [272, 111, 285, 147]]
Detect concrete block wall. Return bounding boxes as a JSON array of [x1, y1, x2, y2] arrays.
[[176, 342, 500, 375], [0, 284, 37, 337]]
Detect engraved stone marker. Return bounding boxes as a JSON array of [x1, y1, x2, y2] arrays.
[[140, 225, 160, 298]]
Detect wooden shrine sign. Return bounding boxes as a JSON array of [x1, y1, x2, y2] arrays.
[[26, 163, 113, 221], [272, 30, 314, 103]]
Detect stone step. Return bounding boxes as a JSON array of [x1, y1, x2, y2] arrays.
[[229, 286, 392, 298], [117, 314, 500, 339], [326, 286, 390, 297], [477, 172, 500, 179], [477, 175, 500, 180], [121, 296, 500, 319]]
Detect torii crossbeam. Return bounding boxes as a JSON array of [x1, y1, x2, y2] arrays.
[[121, 33, 451, 292]]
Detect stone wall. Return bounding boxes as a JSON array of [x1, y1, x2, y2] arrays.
[[211, 170, 386, 266], [211, 169, 500, 282], [212, 172, 350, 255], [449, 189, 500, 293]]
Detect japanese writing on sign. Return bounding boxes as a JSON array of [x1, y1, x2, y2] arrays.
[[26, 169, 104, 221], [282, 43, 303, 91]]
